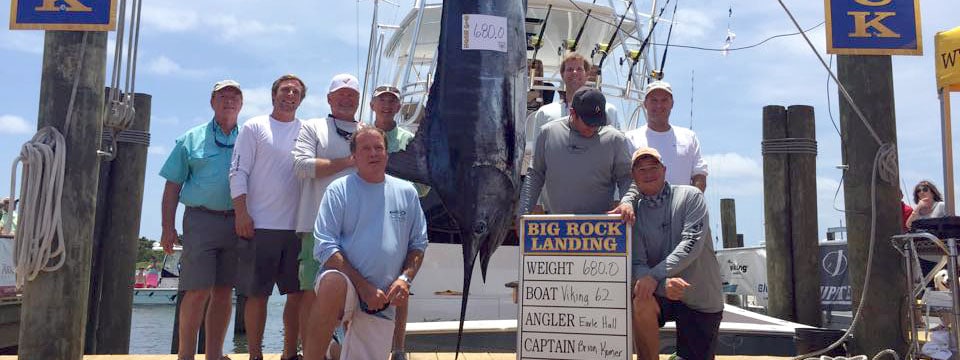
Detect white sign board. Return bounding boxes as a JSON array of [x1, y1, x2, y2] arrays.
[[0, 237, 17, 296], [518, 215, 631, 360], [462, 14, 507, 52]]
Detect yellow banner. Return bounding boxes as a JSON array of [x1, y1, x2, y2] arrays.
[[936, 27, 960, 92]]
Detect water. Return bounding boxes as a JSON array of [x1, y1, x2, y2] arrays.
[[130, 291, 290, 355]]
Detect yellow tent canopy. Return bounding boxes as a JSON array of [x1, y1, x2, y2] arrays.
[[936, 26, 960, 92]]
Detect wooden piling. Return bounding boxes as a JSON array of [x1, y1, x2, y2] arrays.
[[19, 30, 106, 360], [837, 55, 906, 356], [786, 105, 821, 327], [762, 105, 794, 322], [720, 198, 739, 248], [86, 93, 152, 354]]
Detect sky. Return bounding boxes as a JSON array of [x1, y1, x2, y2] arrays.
[[1, 0, 958, 249]]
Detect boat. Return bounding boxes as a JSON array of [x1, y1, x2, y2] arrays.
[[131, 243, 181, 305], [360, 0, 818, 356]]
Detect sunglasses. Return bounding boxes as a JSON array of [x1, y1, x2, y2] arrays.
[[359, 300, 388, 315], [211, 124, 234, 148], [918, 186, 931, 193]]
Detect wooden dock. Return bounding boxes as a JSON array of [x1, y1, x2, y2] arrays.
[[0, 355, 790, 359]]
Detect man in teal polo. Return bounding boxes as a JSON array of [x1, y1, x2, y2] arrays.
[[159, 79, 242, 360]]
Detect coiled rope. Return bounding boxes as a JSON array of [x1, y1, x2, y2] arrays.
[[6, 32, 89, 288]]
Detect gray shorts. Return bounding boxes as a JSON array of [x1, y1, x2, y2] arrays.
[[236, 229, 301, 296], [179, 207, 238, 291]]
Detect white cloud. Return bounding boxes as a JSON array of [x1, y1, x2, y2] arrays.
[[206, 15, 296, 41], [148, 145, 169, 156], [672, 8, 716, 44], [145, 56, 205, 77], [0, 115, 33, 135], [703, 152, 762, 179], [0, 32, 43, 54], [141, 6, 200, 32]]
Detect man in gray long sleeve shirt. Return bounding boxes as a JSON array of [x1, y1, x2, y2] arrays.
[[616, 147, 722, 360], [518, 87, 633, 216]]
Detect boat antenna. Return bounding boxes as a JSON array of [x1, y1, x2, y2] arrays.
[[530, 5, 553, 65], [689, 70, 695, 129], [656, 0, 679, 77]]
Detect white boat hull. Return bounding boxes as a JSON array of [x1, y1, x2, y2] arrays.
[[132, 288, 178, 305]]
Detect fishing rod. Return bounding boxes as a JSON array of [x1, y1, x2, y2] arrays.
[[624, 0, 673, 88], [563, 0, 595, 53], [596, 0, 634, 70], [656, 0, 680, 78], [530, 4, 553, 62]]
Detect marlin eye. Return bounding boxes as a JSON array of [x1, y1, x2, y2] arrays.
[[473, 221, 488, 235]]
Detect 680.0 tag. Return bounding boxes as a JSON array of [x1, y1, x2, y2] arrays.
[[462, 14, 508, 52]]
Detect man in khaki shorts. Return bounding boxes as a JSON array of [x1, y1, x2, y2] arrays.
[[304, 127, 428, 360], [159, 79, 243, 360]]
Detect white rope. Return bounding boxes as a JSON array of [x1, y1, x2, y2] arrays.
[[6, 32, 89, 288], [9, 127, 67, 289]]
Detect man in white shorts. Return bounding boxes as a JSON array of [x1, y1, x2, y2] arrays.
[[304, 127, 428, 360]]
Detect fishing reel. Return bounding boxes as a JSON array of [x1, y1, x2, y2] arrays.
[[619, 49, 642, 66], [591, 43, 611, 59], [650, 70, 664, 81]]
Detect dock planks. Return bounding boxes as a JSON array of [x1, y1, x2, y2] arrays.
[[0, 355, 789, 359]]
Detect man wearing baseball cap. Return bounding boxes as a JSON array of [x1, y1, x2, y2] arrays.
[[231, 74, 307, 360], [626, 80, 708, 192], [625, 147, 722, 360], [370, 85, 414, 153], [290, 73, 364, 355], [518, 87, 633, 216], [160, 79, 243, 360]]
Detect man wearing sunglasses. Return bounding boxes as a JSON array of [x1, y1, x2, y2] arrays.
[[305, 127, 428, 360], [159, 79, 242, 360], [291, 73, 362, 356]]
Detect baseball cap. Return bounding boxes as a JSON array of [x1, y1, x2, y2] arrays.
[[329, 74, 361, 94], [631, 147, 663, 166], [373, 84, 401, 99], [571, 87, 607, 127], [212, 80, 242, 94], [644, 80, 673, 96]]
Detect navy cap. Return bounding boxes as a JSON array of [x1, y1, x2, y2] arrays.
[[571, 87, 607, 127]]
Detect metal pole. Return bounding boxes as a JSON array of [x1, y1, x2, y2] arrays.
[[399, 0, 427, 110], [947, 238, 960, 354], [941, 89, 955, 215], [902, 240, 918, 355], [359, 0, 380, 122]]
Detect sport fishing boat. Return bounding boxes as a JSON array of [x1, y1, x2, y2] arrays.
[[360, 0, 813, 355]]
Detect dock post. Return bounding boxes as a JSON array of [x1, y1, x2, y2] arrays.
[[720, 198, 739, 248], [19, 30, 106, 360], [762, 105, 795, 322], [786, 105, 821, 327], [86, 92, 152, 354], [837, 54, 907, 356]]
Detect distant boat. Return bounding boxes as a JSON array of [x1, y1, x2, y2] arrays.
[[131, 243, 180, 305]]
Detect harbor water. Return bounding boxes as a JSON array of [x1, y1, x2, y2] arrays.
[[130, 291, 288, 354]]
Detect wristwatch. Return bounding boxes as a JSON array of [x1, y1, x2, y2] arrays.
[[398, 273, 413, 286]]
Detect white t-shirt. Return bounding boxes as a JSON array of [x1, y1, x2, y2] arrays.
[[229, 115, 303, 230], [291, 116, 358, 233], [625, 125, 708, 186]]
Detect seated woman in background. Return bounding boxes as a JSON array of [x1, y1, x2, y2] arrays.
[[906, 180, 947, 230]]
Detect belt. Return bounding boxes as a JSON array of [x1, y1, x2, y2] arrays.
[[188, 206, 235, 216]]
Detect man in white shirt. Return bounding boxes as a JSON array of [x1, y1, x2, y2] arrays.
[[625, 80, 708, 192], [230, 74, 307, 360], [292, 73, 362, 356]]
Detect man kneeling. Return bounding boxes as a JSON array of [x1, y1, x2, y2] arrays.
[[612, 147, 723, 360], [304, 127, 428, 360]]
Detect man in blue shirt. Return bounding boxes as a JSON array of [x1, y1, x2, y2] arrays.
[[159, 79, 242, 360], [304, 127, 428, 360]]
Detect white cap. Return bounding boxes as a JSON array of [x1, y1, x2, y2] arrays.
[[212, 79, 242, 94], [644, 80, 673, 96], [328, 74, 360, 94]]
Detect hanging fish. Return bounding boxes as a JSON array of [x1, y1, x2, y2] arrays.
[[386, 0, 527, 356]]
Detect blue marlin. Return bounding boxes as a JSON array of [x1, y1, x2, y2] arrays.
[[386, 0, 527, 355]]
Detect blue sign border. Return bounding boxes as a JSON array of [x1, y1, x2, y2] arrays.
[[824, 0, 922, 56], [10, 0, 117, 31]]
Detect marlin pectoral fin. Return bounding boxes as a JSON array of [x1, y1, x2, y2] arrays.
[[386, 127, 431, 184]]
